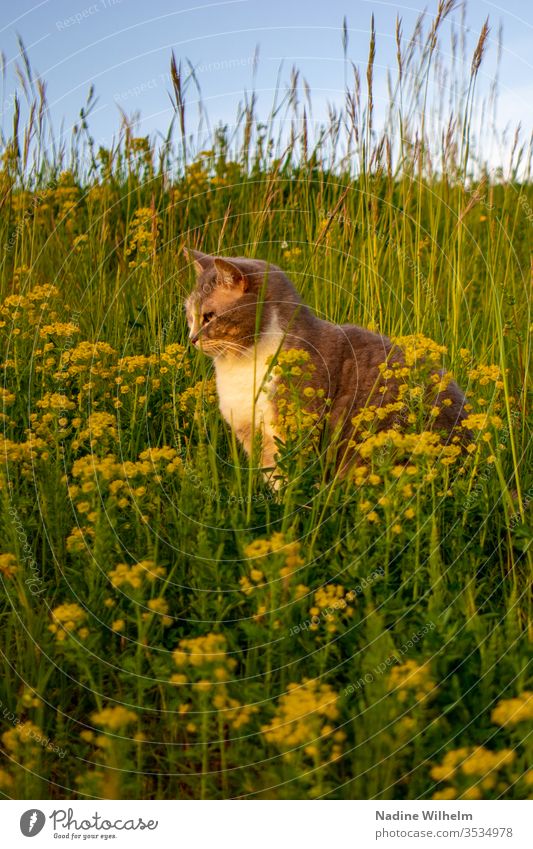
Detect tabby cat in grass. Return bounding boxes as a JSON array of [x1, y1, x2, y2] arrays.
[[184, 249, 468, 484]]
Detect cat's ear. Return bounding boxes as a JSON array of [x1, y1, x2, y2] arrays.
[[183, 247, 211, 276], [214, 258, 249, 292]]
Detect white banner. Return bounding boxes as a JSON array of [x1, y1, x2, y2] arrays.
[[4, 800, 532, 848]]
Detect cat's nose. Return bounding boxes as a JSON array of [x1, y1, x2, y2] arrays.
[[190, 332, 200, 346]]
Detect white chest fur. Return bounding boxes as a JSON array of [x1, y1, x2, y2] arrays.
[[214, 316, 283, 462]]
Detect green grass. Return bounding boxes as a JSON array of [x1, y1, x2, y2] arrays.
[[0, 3, 531, 800]]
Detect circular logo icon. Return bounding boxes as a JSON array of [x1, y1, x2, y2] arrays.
[[20, 810, 46, 837]]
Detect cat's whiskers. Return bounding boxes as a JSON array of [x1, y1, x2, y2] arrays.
[[201, 339, 251, 359], [202, 343, 226, 358], [217, 340, 250, 357]]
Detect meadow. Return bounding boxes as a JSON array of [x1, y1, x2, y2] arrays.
[[0, 3, 531, 800]]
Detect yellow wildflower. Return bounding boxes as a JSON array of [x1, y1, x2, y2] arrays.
[[262, 678, 341, 762], [491, 692, 533, 726], [91, 706, 137, 731], [49, 602, 87, 642], [0, 553, 18, 577]]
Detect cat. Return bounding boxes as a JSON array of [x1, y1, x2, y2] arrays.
[[184, 248, 469, 482]]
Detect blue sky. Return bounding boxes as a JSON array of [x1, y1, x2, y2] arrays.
[[1, 0, 531, 165]]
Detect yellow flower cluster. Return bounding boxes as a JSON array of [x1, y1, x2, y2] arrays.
[[21, 687, 42, 709], [52, 177, 81, 227], [66, 447, 182, 537], [0, 387, 15, 406], [262, 678, 344, 762], [108, 560, 166, 590], [337, 341, 509, 517], [378, 362, 410, 381], [0, 284, 60, 316], [461, 412, 503, 434], [270, 351, 322, 446], [0, 434, 49, 472], [35, 338, 190, 417], [91, 705, 138, 732], [348, 335, 495, 446], [143, 597, 172, 626], [243, 531, 301, 564], [126, 207, 160, 268], [49, 602, 89, 642], [0, 388, 15, 427], [65, 525, 95, 553], [36, 392, 76, 412], [28, 393, 77, 442], [239, 567, 266, 595], [109, 346, 192, 409], [138, 445, 180, 464], [353, 428, 461, 464], [391, 333, 448, 367], [0, 284, 63, 341], [467, 364, 504, 389], [105, 561, 171, 628], [171, 633, 257, 731], [0, 553, 18, 578], [178, 378, 217, 414], [270, 347, 315, 378], [173, 632, 233, 671], [173, 158, 209, 202], [431, 746, 516, 799], [308, 584, 356, 634], [2, 721, 47, 769], [240, 533, 306, 608], [72, 233, 88, 252], [491, 691, 533, 726], [70, 454, 128, 483], [388, 660, 435, 703], [117, 353, 157, 375], [351, 398, 408, 432], [137, 445, 183, 479], [276, 399, 321, 442], [72, 411, 118, 450], [58, 340, 117, 380], [38, 321, 80, 343], [128, 136, 151, 154], [160, 342, 189, 370], [169, 152, 243, 198]]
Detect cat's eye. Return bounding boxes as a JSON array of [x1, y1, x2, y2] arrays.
[[202, 312, 215, 325]]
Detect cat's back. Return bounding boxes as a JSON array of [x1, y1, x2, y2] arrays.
[[337, 321, 394, 363], [310, 318, 467, 438], [306, 317, 396, 392]]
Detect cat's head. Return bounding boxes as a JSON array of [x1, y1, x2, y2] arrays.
[[184, 249, 279, 358]]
